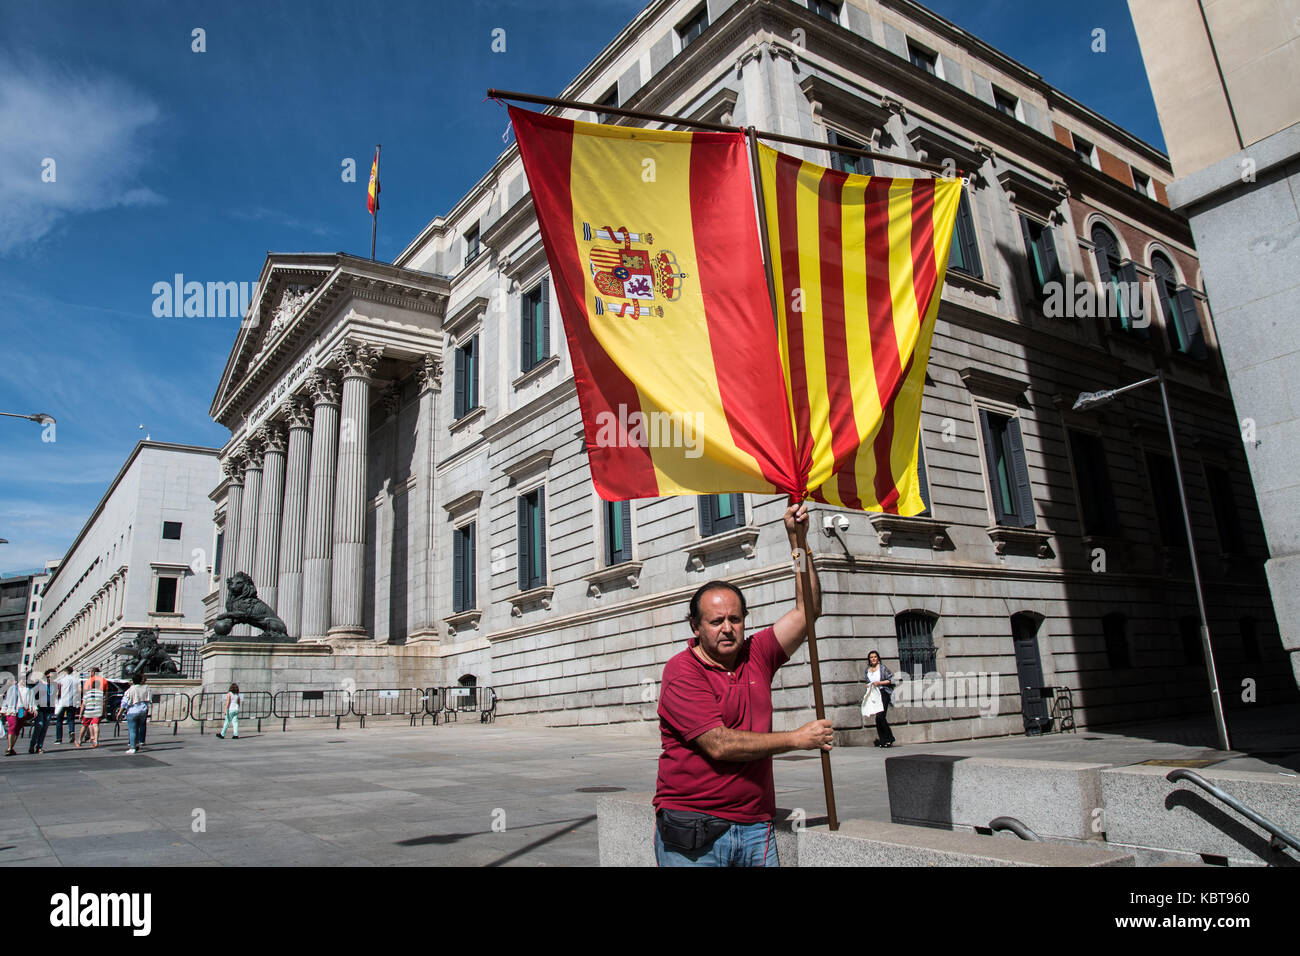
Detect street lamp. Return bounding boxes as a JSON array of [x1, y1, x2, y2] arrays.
[[0, 411, 55, 426], [1073, 370, 1230, 751]]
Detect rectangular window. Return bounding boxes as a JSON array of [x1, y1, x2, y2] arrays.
[[154, 576, 178, 614], [516, 489, 546, 591], [1072, 134, 1096, 167], [1067, 430, 1119, 536], [1018, 214, 1061, 299], [520, 278, 551, 374], [453, 334, 479, 420], [828, 130, 873, 176], [214, 532, 224, 576], [896, 612, 937, 677], [699, 494, 745, 537], [978, 409, 1035, 527], [908, 40, 937, 74], [597, 85, 619, 124], [1131, 167, 1154, 198], [1205, 465, 1245, 553], [1145, 452, 1185, 547], [604, 500, 633, 565], [677, 6, 709, 49], [453, 523, 476, 614], [993, 87, 1019, 118], [811, 0, 841, 23], [162, 521, 182, 540], [464, 225, 481, 266], [948, 191, 982, 278]]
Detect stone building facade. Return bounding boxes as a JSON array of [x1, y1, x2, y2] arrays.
[[33, 442, 219, 678], [1128, 0, 1300, 690], [202, 0, 1289, 742]]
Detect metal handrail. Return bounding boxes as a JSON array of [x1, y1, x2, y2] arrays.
[[989, 816, 1042, 841], [1167, 769, 1300, 859]]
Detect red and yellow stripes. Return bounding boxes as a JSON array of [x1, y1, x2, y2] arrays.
[[367, 148, 380, 214], [758, 143, 962, 515], [509, 106, 800, 502]]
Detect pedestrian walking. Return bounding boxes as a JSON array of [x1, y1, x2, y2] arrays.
[[2, 672, 36, 756], [863, 650, 897, 748], [54, 665, 81, 746], [80, 667, 109, 748], [216, 683, 240, 739], [28, 669, 58, 754], [117, 674, 151, 755]]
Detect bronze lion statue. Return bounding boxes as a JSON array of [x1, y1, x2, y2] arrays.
[[210, 572, 290, 641]]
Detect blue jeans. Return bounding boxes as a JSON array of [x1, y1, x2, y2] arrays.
[[220, 710, 239, 737], [126, 714, 147, 750], [54, 709, 77, 743], [654, 818, 779, 867], [28, 709, 53, 751]]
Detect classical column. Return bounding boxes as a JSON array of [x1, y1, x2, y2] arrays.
[[253, 422, 287, 615], [277, 398, 313, 640], [234, 441, 263, 576], [329, 342, 381, 640], [300, 369, 341, 642], [219, 455, 244, 613], [407, 352, 442, 642]]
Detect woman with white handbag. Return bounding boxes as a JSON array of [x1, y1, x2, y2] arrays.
[[862, 650, 897, 748]]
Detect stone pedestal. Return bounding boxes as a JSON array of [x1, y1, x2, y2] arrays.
[[200, 640, 445, 693]]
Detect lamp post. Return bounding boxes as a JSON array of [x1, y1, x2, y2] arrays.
[[1074, 370, 1230, 751], [0, 412, 55, 426]]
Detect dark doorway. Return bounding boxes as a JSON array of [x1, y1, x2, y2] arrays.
[[1012, 613, 1052, 735]]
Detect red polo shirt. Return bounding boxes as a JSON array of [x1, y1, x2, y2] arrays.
[[654, 626, 789, 824]]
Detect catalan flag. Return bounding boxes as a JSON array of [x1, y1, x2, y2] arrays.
[[757, 144, 962, 515], [367, 147, 380, 214], [509, 105, 801, 502]]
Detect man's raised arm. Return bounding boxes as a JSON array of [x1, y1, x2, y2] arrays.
[[772, 501, 821, 658]]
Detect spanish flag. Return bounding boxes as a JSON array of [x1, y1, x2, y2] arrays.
[[757, 144, 962, 515], [367, 147, 380, 214], [509, 105, 801, 501]]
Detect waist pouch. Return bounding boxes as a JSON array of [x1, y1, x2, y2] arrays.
[[656, 809, 734, 852]]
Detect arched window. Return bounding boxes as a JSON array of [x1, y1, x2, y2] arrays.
[[1091, 224, 1137, 333], [1152, 253, 1206, 358]]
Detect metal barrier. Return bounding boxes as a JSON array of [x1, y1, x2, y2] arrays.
[[190, 691, 273, 734], [350, 687, 436, 728], [149, 691, 191, 736], [423, 687, 441, 723], [440, 686, 497, 723], [272, 689, 353, 731]]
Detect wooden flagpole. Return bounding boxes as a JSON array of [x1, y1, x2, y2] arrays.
[[747, 125, 839, 831]]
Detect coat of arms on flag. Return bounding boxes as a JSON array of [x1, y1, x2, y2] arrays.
[[583, 223, 687, 319]]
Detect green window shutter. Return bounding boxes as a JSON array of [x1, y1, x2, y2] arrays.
[[453, 345, 467, 419], [467, 336, 478, 409], [699, 496, 714, 537], [521, 291, 535, 373], [978, 409, 1011, 525], [517, 497, 530, 591], [535, 487, 546, 584], [1005, 417, 1036, 528], [1118, 261, 1148, 338], [1174, 287, 1207, 359], [466, 523, 476, 609], [540, 277, 551, 361], [453, 527, 466, 613]]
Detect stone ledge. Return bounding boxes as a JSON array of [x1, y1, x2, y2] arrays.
[[683, 526, 761, 571]]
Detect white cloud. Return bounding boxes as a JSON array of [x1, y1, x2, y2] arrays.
[[0, 57, 164, 255]]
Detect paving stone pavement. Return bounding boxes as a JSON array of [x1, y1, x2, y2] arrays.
[[1, 703, 1295, 867]]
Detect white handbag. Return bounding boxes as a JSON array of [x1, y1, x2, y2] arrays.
[[861, 684, 884, 718]]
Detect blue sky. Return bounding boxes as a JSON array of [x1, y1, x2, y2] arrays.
[[0, 0, 1161, 575]]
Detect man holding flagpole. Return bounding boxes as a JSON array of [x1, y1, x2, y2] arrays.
[[652, 499, 832, 867]]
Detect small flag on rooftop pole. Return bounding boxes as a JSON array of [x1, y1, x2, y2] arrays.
[[368, 144, 381, 260]]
